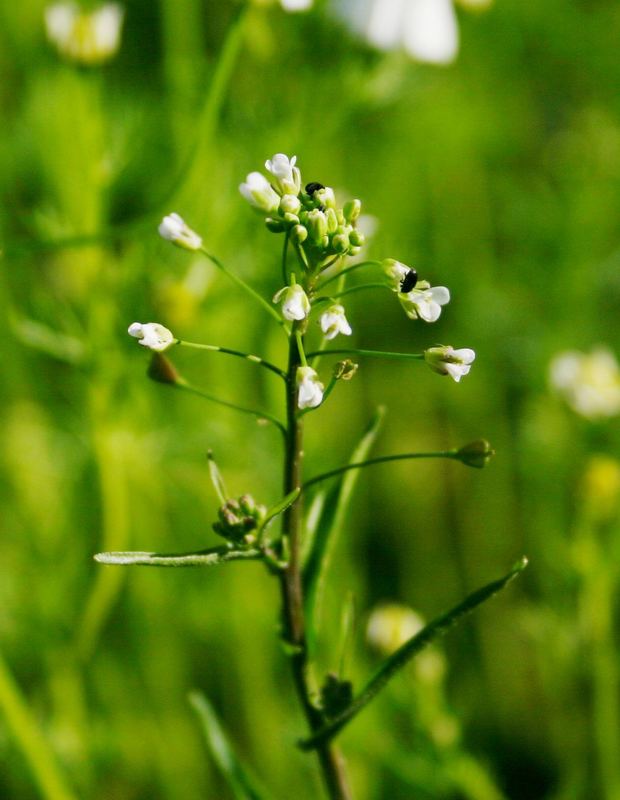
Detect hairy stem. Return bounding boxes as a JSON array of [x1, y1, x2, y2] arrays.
[[279, 324, 352, 800]]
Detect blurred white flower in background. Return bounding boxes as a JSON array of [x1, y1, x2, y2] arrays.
[[334, 0, 493, 65], [45, 2, 124, 65], [250, 0, 313, 10], [549, 347, 620, 420]]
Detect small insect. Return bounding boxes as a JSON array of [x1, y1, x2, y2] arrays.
[[400, 268, 418, 293], [305, 182, 325, 196]]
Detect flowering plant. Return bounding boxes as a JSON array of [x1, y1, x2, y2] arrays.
[[96, 154, 526, 799]]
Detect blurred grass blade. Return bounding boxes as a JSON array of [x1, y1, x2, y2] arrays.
[[189, 692, 274, 800], [208, 450, 229, 504], [10, 315, 86, 364], [258, 488, 301, 535], [0, 652, 77, 800], [303, 407, 386, 639], [300, 558, 528, 750], [94, 546, 261, 567]]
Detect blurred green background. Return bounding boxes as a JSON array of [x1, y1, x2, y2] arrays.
[[2, 0, 620, 798]]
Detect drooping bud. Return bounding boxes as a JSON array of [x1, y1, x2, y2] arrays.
[[455, 439, 494, 468], [147, 353, 180, 385]]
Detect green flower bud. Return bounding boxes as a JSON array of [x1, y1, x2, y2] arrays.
[[349, 229, 365, 247], [265, 217, 285, 233], [455, 440, 495, 469], [325, 207, 338, 234], [290, 224, 308, 244], [283, 212, 300, 225], [343, 199, 362, 223], [212, 494, 267, 544], [307, 209, 328, 243], [332, 232, 350, 254], [349, 245, 362, 256], [279, 194, 301, 216]]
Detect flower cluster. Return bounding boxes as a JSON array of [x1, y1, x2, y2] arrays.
[[240, 154, 365, 268], [212, 495, 267, 545]]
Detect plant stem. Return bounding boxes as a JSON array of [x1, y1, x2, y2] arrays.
[[279, 324, 352, 800]]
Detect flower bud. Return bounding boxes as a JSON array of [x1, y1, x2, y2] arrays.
[[349, 229, 365, 247], [343, 199, 362, 223], [158, 213, 203, 251], [265, 217, 285, 233], [332, 232, 350, 254], [239, 172, 280, 214], [279, 194, 302, 216], [212, 494, 266, 545], [282, 212, 300, 225], [306, 209, 328, 243], [290, 224, 308, 244], [325, 207, 338, 234], [455, 440, 494, 469], [147, 353, 180, 385]]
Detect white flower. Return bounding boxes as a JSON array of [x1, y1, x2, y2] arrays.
[[550, 348, 620, 420], [334, 0, 494, 65], [424, 345, 475, 382], [264, 153, 301, 195], [281, 0, 313, 10], [297, 366, 324, 409], [158, 213, 203, 251], [45, 2, 124, 65], [367, 603, 425, 653], [239, 172, 280, 214], [383, 258, 412, 291], [399, 282, 450, 322], [272, 284, 310, 321], [320, 305, 352, 340], [128, 322, 175, 352]]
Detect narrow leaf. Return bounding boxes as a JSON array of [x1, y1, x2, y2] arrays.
[[208, 450, 229, 504], [94, 545, 261, 567], [303, 407, 386, 638], [189, 692, 274, 800], [300, 558, 529, 750], [258, 488, 301, 535]]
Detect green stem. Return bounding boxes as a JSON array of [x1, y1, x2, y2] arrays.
[[282, 231, 291, 285], [306, 348, 425, 362], [177, 340, 286, 379], [296, 331, 308, 367], [200, 248, 284, 326], [313, 283, 387, 304], [316, 261, 382, 291], [302, 451, 459, 491], [0, 652, 77, 800], [279, 324, 352, 800], [176, 380, 286, 437]]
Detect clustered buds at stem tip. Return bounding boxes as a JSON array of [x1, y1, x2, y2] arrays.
[[424, 345, 476, 382], [297, 366, 324, 409], [273, 284, 310, 321], [128, 322, 175, 352], [158, 213, 203, 251]]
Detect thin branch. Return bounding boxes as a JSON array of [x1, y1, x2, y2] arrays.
[[178, 340, 286, 379]]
